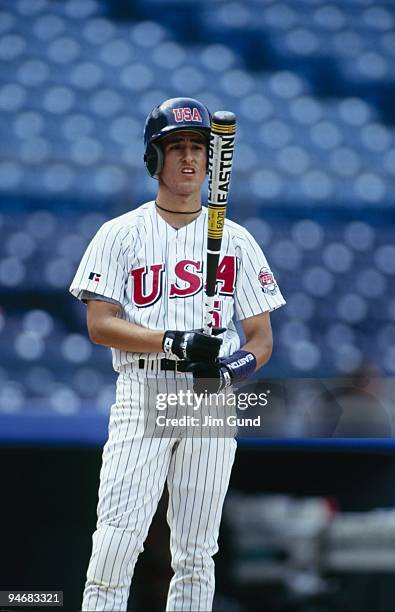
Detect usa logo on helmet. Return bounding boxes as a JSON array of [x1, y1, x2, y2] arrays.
[[173, 107, 203, 123], [258, 267, 277, 295]]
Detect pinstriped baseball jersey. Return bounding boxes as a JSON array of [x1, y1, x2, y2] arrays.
[[70, 200, 285, 371]]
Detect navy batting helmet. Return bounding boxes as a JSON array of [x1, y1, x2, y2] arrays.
[[144, 97, 211, 178]]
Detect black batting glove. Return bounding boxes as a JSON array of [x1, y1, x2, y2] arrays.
[[180, 350, 257, 395], [181, 360, 233, 394], [162, 328, 225, 362]]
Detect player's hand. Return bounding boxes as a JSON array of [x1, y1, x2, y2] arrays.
[[180, 350, 257, 394], [179, 360, 233, 394], [162, 328, 225, 362]]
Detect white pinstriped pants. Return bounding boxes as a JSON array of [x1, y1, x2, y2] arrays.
[[82, 366, 236, 612]]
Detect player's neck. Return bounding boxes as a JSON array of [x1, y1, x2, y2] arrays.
[[155, 191, 202, 228]]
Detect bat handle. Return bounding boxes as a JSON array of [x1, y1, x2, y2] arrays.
[[203, 295, 216, 335]]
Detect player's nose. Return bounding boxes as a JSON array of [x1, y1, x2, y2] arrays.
[[180, 144, 194, 162]]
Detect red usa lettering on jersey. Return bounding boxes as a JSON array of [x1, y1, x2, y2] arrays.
[[170, 260, 202, 298], [130, 263, 165, 307], [130, 256, 236, 307], [215, 255, 237, 296], [173, 107, 203, 123]]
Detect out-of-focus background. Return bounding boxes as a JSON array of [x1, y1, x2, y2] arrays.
[[1, 0, 395, 610]]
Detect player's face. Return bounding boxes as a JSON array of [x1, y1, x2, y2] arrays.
[[159, 131, 207, 196]]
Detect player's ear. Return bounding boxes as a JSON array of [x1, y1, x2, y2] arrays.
[[155, 144, 164, 176], [144, 143, 163, 179]]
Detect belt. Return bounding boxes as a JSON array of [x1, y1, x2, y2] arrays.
[[138, 358, 180, 371]]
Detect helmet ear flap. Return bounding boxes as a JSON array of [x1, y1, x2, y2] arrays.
[[144, 142, 163, 179]]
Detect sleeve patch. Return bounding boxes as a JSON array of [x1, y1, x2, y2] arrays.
[[258, 266, 278, 295]]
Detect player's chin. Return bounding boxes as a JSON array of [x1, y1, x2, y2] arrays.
[[176, 178, 204, 194]]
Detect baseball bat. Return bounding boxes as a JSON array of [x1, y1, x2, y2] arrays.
[[203, 111, 237, 334]]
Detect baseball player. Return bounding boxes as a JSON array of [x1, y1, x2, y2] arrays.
[[70, 97, 285, 611]]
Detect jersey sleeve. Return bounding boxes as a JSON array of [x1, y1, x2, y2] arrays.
[[234, 230, 286, 320], [79, 290, 122, 305], [69, 222, 128, 305]]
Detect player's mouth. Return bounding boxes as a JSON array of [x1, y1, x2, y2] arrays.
[[180, 166, 196, 175]]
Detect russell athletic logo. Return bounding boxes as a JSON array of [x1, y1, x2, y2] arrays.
[[258, 267, 277, 295], [89, 271, 101, 282], [173, 107, 203, 123]]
